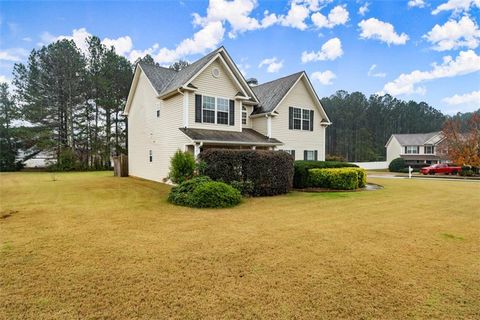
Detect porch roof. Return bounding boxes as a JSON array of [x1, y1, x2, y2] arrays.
[[400, 154, 444, 160], [179, 128, 283, 146]]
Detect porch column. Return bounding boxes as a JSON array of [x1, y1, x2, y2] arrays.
[[251, 146, 256, 150], [194, 143, 201, 158], [267, 115, 272, 138]]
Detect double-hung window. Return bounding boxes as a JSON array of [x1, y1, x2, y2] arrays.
[[149, 150, 153, 162], [304, 150, 316, 161], [302, 109, 310, 130], [293, 108, 302, 130], [424, 145, 434, 154], [242, 106, 247, 125], [202, 96, 216, 124], [290, 107, 313, 131], [216, 98, 229, 125], [405, 146, 419, 154]]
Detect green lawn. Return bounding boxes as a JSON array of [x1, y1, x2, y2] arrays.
[[1, 172, 479, 319]]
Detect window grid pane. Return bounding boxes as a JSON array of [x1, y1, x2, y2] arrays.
[[242, 112, 247, 125], [217, 98, 229, 112], [202, 96, 215, 110], [203, 110, 215, 123], [217, 111, 228, 124]]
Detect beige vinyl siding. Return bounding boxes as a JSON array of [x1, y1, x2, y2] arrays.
[[386, 136, 402, 164], [251, 115, 268, 136], [270, 77, 326, 161], [128, 71, 190, 182], [188, 58, 242, 132]]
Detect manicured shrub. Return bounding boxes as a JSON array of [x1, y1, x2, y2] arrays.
[[168, 150, 196, 183], [168, 176, 241, 208], [355, 168, 367, 188], [389, 157, 406, 173], [293, 160, 358, 188], [199, 149, 294, 196], [167, 176, 212, 206], [230, 180, 254, 196], [48, 149, 77, 172], [189, 181, 241, 208], [309, 168, 360, 190]]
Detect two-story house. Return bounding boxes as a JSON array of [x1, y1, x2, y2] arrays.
[[124, 47, 331, 182], [385, 132, 446, 165]]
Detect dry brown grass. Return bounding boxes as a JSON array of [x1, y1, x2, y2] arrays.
[[1, 172, 479, 319]]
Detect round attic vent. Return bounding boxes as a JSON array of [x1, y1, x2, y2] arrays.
[[212, 67, 220, 78]]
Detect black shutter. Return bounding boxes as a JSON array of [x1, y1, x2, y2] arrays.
[[229, 100, 235, 126], [289, 107, 293, 130], [291, 150, 295, 159], [304, 150, 307, 160], [404, 146, 407, 154], [314, 150, 318, 161], [195, 94, 202, 123], [417, 146, 420, 154], [310, 110, 314, 131]]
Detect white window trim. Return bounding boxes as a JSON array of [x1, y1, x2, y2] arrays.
[[242, 106, 247, 125], [201, 95, 231, 126], [405, 146, 419, 154], [424, 145, 434, 154], [305, 150, 315, 161], [291, 106, 312, 131]]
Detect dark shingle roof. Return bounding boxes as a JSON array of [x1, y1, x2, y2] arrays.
[[393, 132, 441, 145], [251, 72, 304, 115], [138, 63, 177, 94], [179, 128, 282, 145]]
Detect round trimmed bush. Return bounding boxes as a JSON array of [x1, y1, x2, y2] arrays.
[[389, 157, 406, 172], [189, 181, 241, 208], [168, 177, 241, 208]]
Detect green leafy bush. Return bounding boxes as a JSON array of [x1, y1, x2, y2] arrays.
[[309, 168, 361, 190], [294, 160, 358, 188], [168, 150, 196, 183], [199, 149, 293, 196], [168, 176, 241, 208], [189, 181, 241, 208], [355, 168, 367, 188], [230, 180, 254, 196], [389, 157, 406, 172]]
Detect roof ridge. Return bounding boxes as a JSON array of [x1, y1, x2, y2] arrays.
[[255, 71, 304, 87]]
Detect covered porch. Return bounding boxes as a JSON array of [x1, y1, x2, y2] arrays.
[[179, 128, 283, 157]]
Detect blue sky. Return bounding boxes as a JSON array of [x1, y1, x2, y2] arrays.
[[1, 0, 479, 114]]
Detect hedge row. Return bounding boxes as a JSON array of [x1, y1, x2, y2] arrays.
[[168, 176, 242, 208], [294, 160, 358, 188], [199, 149, 294, 196], [309, 168, 366, 190]]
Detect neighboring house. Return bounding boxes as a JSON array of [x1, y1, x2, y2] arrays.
[[16, 150, 56, 168], [385, 132, 446, 165], [124, 46, 331, 182]]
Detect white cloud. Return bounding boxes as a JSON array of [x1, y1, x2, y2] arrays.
[[408, 0, 426, 8], [358, 18, 409, 45], [192, 0, 261, 38], [380, 50, 480, 96], [367, 64, 386, 78], [301, 37, 343, 62], [358, 2, 369, 16], [423, 15, 480, 51], [278, 1, 311, 30], [22, 37, 32, 42], [311, 70, 336, 85], [55, 27, 93, 52], [258, 57, 284, 73], [311, 5, 349, 29], [102, 36, 133, 56], [128, 44, 160, 63], [432, 0, 480, 15], [442, 90, 480, 112], [0, 48, 28, 62]]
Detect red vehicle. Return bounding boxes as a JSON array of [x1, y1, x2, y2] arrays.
[[420, 163, 461, 175]]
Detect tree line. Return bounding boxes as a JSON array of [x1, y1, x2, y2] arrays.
[[321, 90, 479, 162]]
